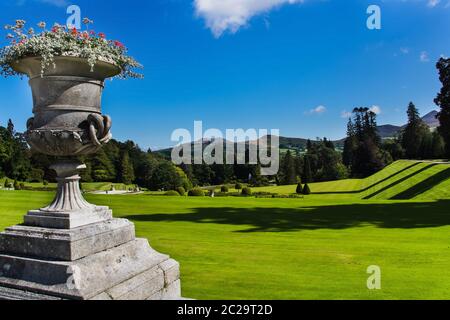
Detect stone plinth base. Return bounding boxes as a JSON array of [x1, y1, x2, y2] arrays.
[[0, 218, 182, 300]]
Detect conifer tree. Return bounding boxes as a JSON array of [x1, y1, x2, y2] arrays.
[[435, 58, 450, 157]]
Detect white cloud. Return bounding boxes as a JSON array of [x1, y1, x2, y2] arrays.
[[420, 51, 430, 62], [427, 0, 441, 7], [400, 47, 410, 54], [194, 0, 304, 37], [307, 105, 326, 115], [369, 105, 382, 115]]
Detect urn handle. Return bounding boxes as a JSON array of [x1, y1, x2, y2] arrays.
[[88, 114, 112, 146], [26, 117, 35, 130]]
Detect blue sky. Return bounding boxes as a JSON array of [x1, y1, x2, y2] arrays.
[[0, 0, 449, 150]]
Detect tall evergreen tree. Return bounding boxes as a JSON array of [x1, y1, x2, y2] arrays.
[[401, 102, 429, 159], [343, 118, 356, 168], [92, 149, 116, 182], [303, 156, 313, 183], [7, 119, 14, 136], [435, 57, 450, 157], [431, 131, 446, 159], [119, 151, 135, 184], [280, 150, 297, 185]]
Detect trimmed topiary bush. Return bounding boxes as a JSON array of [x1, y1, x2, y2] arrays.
[[176, 187, 186, 196], [165, 190, 180, 196], [296, 183, 303, 194], [235, 183, 243, 190], [221, 185, 229, 193], [13, 180, 20, 190], [303, 184, 311, 195], [188, 189, 205, 197], [241, 187, 252, 196]]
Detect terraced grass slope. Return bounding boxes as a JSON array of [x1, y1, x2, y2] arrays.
[[253, 160, 450, 200]]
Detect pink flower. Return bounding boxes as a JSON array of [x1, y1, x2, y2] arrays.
[[114, 40, 124, 49], [98, 32, 106, 39]]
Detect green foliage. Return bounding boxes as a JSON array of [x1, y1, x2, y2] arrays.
[[221, 185, 229, 193], [235, 183, 243, 190], [3, 178, 9, 188], [296, 183, 303, 194], [435, 58, 450, 157], [401, 102, 431, 159], [149, 161, 183, 191], [13, 180, 20, 190], [303, 184, 311, 195], [92, 149, 116, 182], [165, 190, 180, 196], [344, 107, 386, 177], [188, 189, 205, 197], [29, 168, 44, 183], [176, 187, 186, 196], [241, 187, 253, 196], [280, 150, 297, 185], [119, 152, 135, 185]]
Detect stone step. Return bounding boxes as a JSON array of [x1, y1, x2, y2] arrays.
[[0, 218, 135, 261], [24, 206, 113, 229], [0, 238, 180, 300]]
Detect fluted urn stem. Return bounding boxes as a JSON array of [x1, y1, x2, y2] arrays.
[[41, 161, 94, 213]]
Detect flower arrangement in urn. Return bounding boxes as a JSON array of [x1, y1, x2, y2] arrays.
[[1, 18, 142, 79], [0, 18, 142, 227]]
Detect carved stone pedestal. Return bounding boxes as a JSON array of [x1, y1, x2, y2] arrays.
[[0, 162, 182, 300]]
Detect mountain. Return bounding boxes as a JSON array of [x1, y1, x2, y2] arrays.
[[155, 110, 440, 155], [377, 125, 402, 139], [421, 110, 440, 129], [377, 110, 439, 139]]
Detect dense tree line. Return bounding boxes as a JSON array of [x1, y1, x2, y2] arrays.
[[343, 107, 390, 177], [398, 102, 445, 160], [277, 138, 349, 185]]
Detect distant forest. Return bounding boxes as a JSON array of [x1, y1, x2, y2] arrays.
[[0, 58, 449, 191]]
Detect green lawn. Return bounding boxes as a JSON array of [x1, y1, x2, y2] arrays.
[[1, 190, 450, 299], [1, 160, 450, 299]]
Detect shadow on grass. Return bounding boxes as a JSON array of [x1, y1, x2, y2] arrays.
[[363, 164, 437, 199], [312, 162, 420, 195], [126, 200, 450, 233], [392, 168, 450, 200]]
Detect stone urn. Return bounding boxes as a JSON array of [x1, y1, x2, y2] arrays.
[[10, 56, 120, 228], [0, 56, 182, 300], [13, 56, 118, 157]]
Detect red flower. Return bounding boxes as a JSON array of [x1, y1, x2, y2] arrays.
[[81, 32, 90, 39], [114, 40, 124, 49], [98, 32, 106, 39], [71, 27, 78, 36], [51, 26, 59, 33], [89, 30, 96, 35]]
